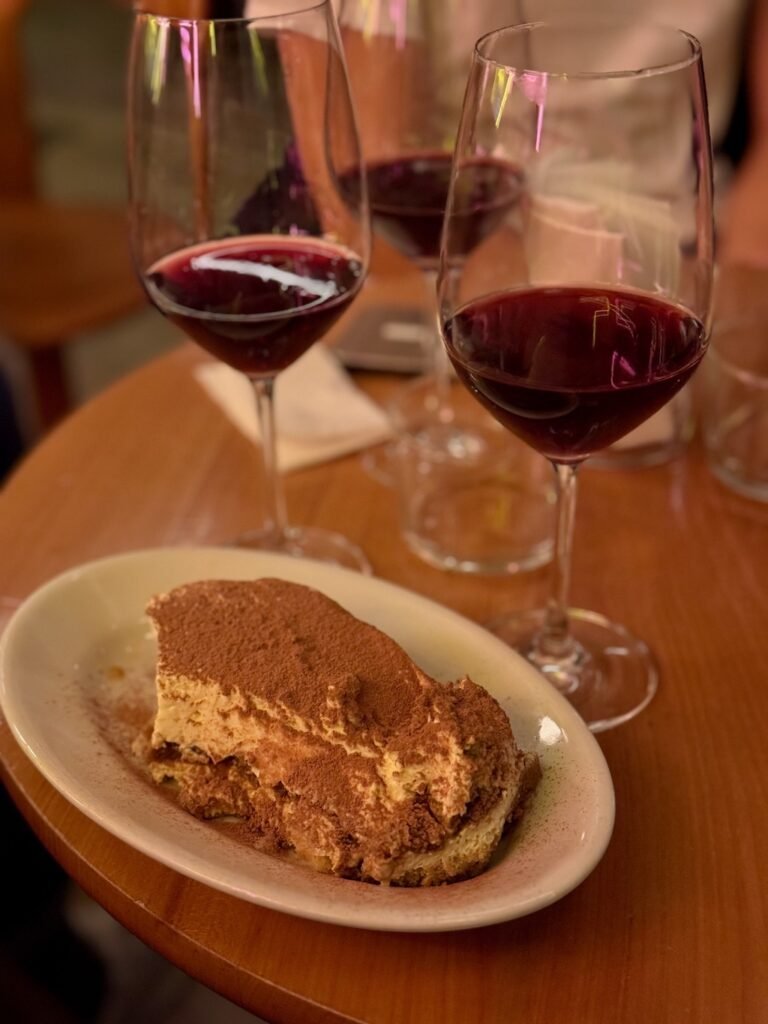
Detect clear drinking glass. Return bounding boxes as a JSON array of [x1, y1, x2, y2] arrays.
[[128, 2, 371, 570], [439, 20, 714, 731], [704, 314, 768, 502]]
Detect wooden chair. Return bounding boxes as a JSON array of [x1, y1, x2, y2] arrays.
[[0, 1, 234, 432], [0, 0, 146, 431]]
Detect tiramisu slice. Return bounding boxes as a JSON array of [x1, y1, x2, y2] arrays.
[[142, 578, 540, 886]]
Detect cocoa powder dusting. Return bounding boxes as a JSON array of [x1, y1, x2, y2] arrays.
[[148, 579, 424, 737]]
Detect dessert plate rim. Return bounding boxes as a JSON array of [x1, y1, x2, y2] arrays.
[[0, 546, 615, 932]]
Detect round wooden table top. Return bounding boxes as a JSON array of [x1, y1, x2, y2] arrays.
[[1, 263, 767, 1023]]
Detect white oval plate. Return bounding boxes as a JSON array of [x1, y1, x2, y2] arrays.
[[0, 547, 614, 932]]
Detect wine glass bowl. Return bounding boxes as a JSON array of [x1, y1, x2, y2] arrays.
[[439, 20, 714, 730], [338, 0, 535, 315], [143, 238, 364, 377], [338, 2, 557, 579], [128, 3, 371, 570], [336, 1, 478, 490]]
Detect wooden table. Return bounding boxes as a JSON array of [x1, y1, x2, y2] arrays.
[[1, 264, 767, 1023]]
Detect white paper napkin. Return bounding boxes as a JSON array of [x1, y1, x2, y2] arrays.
[[193, 345, 392, 472]]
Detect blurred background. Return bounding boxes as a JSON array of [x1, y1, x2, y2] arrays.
[[1, 2, 260, 1021], [0, 0, 179, 479]]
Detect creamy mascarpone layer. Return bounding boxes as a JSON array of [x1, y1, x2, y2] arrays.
[[151, 674, 476, 824]]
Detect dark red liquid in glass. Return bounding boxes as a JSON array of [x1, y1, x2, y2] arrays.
[[145, 237, 363, 375], [342, 153, 520, 266], [443, 286, 708, 462]]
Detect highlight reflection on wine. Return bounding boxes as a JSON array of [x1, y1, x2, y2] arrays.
[[146, 238, 364, 376], [128, 3, 371, 570], [439, 21, 714, 731], [444, 287, 707, 462]]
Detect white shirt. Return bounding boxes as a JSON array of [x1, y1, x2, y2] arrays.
[[337, 0, 750, 148]]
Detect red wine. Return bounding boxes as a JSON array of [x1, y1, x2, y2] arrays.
[[342, 153, 520, 267], [443, 286, 708, 462], [145, 236, 363, 375]]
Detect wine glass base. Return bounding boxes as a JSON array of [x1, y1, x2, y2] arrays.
[[233, 525, 371, 574], [361, 374, 505, 489], [487, 607, 658, 732], [360, 442, 399, 487], [361, 425, 490, 489]]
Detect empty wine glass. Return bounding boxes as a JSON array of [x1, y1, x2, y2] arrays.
[[128, 2, 371, 570], [440, 20, 714, 730]]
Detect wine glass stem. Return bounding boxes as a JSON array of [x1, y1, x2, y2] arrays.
[[535, 462, 580, 660], [421, 268, 452, 405], [249, 375, 288, 544]]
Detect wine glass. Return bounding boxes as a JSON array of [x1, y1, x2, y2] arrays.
[[337, 0, 526, 484], [128, 2, 371, 571], [439, 20, 714, 731]]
